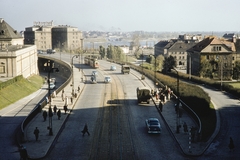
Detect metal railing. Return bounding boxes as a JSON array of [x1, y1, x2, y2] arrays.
[[17, 56, 72, 143]]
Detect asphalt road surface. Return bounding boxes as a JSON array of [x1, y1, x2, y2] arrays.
[[45, 54, 184, 159]]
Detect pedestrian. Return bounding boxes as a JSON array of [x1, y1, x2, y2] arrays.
[[34, 127, 39, 141], [190, 126, 196, 142], [160, 93, 165, 103], [42, 110, 47, 121], [64, 105, 68, 114], [71, 96, 73, 104], [159, 101, 163, 112], [183, 122, 188, 133], [61, 93, 65, 101], [48, 95, 52, 104], [81, 123, 90, 136], [151, 89, 154, 96], [91, 75, 94, 82], [155, 89, 159, 100], [57, 109, 61, 120], [228, 137, 235, 152], [53, 105, 57, 114], [65, 96, 69, 106], [19, 145, 28, 160], [167, 87, 171, 100], [78, 85, 80, 92], [46, 96, 49, 104]]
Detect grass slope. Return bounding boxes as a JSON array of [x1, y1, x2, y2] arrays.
[[0, 75, 44, 110]]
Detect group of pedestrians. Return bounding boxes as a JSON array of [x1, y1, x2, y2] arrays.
[[152, 86, 172, 103], [151, 86, 172, 113], [42, 105, 62, 121]]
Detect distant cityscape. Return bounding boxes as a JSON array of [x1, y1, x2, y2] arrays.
[[1, 18, 240, 81]]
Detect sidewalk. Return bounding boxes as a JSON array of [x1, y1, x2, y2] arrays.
[[23, 67, 84, 159], [153, 97, 208, 156]]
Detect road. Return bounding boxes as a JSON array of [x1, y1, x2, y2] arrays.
[[45, 53, 183, 159], [196, 85, 240, 159]]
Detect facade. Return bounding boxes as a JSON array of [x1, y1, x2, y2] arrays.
[[154, 34, 199, 70], [187, 36, 235, 79], [52, 25, 83, 51], [0, 18, 38, 79], [24, 22, 53, 51], [167, 41, 197, 69], [24, 21, 83, 52]]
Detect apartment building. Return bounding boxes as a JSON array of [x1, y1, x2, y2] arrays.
[[187, 36, 235, 79], [24, 21, 83, 51], [24, 22, 53, 51], [52, 25, 83, 51]]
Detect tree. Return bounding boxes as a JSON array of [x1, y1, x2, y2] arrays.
[[106, 45, 126, 62], [163, 56, 176, 72], [199, 59, 213, 78], [99, 46, 105, 59], [233, 60, 240, 80]]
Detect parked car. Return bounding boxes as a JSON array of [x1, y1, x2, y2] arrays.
[[47, 49, 55, 54], [104, 76, 111, 83], [110, 65, 116, 71], [50, 78, 56, 84], [49, 83, 56, 89], [145, 118, 161, 134], [37, 50, 43, 54], [92, 71, 98, 76]]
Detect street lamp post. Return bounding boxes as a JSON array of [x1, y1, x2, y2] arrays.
[[154, 54, 157, 86], [47, 67, 59, 136], [141, 48, 145, 80], [71, 55, 79, 96], [172, 68, 180, 133]]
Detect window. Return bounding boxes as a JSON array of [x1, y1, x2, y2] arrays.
[[212, 46, 222, 51], [0, 66, 5, 73]]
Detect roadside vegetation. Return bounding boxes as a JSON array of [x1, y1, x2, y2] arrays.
[[0, 75, 44, 110]]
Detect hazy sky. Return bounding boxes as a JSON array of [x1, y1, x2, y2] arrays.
[[1, 0, 240, 32]]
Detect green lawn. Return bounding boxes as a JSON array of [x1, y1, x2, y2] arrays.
[[227, 82, 240, 88], [0, 75, 44, 110]]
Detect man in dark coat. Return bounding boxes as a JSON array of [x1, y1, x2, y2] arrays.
[[229, 137, 235, 152], [57, 109, 61, 120], [53, 105, 57, 114], [34, 127, 39, 141], [159, 101, 163, 112], [82, 123, 90, 136], [42, 110, 47, 121]]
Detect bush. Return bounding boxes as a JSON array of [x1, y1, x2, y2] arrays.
[[0, 75, 24, 90]]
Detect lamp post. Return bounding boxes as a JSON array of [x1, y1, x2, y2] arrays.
[[48, 67, 59, 136], [154, 54, 157, 86], [71, 55, 79, 96], [172, 68, 180, 133], [141, 48, 145, 80]]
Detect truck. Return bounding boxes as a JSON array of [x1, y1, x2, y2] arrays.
[[121, 65, 130, 74], [136, 87, 152, 104]]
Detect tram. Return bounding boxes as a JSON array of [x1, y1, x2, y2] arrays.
[[84, 55, 99, 68]]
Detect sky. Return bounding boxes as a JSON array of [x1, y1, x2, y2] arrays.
[[1, 0, 240, 32]]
